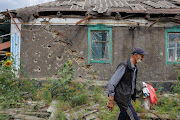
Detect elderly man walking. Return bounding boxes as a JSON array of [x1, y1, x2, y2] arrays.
[[107, 47, 149, 120]]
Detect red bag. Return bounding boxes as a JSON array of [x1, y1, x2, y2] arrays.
[[146, 83, 157, 106]]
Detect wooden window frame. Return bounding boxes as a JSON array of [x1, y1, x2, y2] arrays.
[[165, 26, 180, 65], [88, 24, 112, 64]]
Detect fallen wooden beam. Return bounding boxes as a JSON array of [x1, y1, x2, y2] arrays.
[[7, 9, 23, 37], [76, 15, 93, 25], [0, 41, 10, 50]]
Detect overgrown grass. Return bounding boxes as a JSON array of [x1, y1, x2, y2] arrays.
[[0, 115, 12, 120], [0, 54, 38, 109], [151, 83, 180, 119]]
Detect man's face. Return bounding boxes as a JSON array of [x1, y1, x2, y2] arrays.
[[135, 54, 144, 63]]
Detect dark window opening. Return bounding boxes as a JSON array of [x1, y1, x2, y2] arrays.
[[0, 18, 10, 62]]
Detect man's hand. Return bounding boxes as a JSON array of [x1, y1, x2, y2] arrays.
[[107, 96, 114, 110]]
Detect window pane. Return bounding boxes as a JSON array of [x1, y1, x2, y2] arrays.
[[168, 33, 180, 42], [177, 43, 180, 61], [168, 33, 180, 62], [102, 42, 108, 59], [92, 42, 108, 59], [91, 31, 108, 60], [92, 32, 107, 42], [168, 49, 175, 61], [92, 42, 101, 59], [168, 43, 175, 48], [177, 48, 180, 61]]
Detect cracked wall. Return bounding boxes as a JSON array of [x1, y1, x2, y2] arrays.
[[21, 25, 180, 82]]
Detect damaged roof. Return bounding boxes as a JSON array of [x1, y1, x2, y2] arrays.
[[3, 0, 180, 22]]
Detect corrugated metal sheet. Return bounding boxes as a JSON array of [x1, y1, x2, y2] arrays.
[[171, 0, 180, 5], [75, 1, 84, 7], [130, 4, 146, 11], [162, 1, 176, 8], [98, 7, 108, 13], [13, 0, 180, 15], [61, 1, 70, 6], [136, 4, 146, 11], [111, 0, 119, 7], [82, 0, 90, 9], [90, 0, 96, 7], [116, 1, 124, 7], [121, 1, 130, 7], [70, 4, 83, 10], [68, 0, 76, 5], [143, 1, 162, 9]]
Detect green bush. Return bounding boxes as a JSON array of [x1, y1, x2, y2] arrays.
[[35, 60, 89, 107], [0, 54, 23, 108], [51, 110, 67, 120], [132, 99, 144, 113], [70, 93, 88, 107], [0, 53, 38, 109], [172, 79, 180, 94], [0, 115, 11, 120], [151, 93, 180, 119]]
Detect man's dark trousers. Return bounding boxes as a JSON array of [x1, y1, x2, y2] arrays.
[[117, 100, 140, 120]]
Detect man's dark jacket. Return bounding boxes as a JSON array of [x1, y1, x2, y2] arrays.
[[114, 58, 137, 110]]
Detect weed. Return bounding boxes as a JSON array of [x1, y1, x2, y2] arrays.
[[132, 99, 144, 113], [0, 54, 23, 109], [98, 103, 120, 120], [0, 115, 11, 120], [151, 92, 180, 119], [51, 111, 67, 120]]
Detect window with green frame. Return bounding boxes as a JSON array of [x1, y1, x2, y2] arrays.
[[88, 24, 112, 64], [166, 26, 180, 64]]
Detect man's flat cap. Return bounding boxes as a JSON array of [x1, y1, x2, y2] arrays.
[[132, 47, 149, 55]]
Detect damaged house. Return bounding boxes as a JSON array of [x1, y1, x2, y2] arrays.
[[1, 0, 180, 88]]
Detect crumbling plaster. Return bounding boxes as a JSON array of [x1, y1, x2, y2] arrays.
[[20, 24, 180, 82]]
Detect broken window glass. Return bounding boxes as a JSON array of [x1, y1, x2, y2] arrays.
[[168, 33, 180, 61], [91, 31, 109, 60]]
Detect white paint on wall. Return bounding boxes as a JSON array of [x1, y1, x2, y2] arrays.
[[22, 17, 179, 27], [11, 18, 21, 71]]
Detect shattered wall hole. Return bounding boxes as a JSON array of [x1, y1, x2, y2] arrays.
[[53, 41, 58, 44], [34, 67, 41, 72], [66, 48, 78, 55], [57, 56, 63, 61], [32, 37, 35, 41], [48, 54, 51, 58], [34, 60, 37, 63], [58, 40, 68, 46], [82, 65, 92, 70], [74, 57, 85, 64]]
